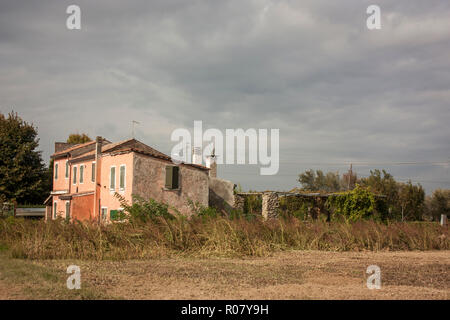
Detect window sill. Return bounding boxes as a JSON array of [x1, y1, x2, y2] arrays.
[[163, 188, 180, 191]]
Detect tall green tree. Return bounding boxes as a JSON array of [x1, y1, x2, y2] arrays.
[[358, 169, 399, 216], [398, 181, 425, 221], [66, 133, 92, 144], [298, 169, 342, 192], [426, 189, 450, 221], [0, 112, 50, 204]]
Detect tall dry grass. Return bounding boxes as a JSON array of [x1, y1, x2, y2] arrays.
[[0, 216, 448, 260]]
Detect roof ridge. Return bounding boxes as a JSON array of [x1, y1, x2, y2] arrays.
[[52, 140, 96, 156]]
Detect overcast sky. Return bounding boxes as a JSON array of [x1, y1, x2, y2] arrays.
[[1, 0, 449, 193]]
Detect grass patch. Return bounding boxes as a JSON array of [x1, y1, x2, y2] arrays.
[[0, 253, 110, 299], [0, 216, 448, 261]]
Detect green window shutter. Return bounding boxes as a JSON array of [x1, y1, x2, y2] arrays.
[[80, 165, 84, 183], [54, 163, 58, 179], [65, 161, 69, 178], [110, 209, 119, 221], [165, 166, 173, 189], [165, 166, 179, 189], [73, 167, 77, 184], [53, 203, 57, 219]]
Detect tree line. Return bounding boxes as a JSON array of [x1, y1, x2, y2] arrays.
[[298, 168, 449, 221]]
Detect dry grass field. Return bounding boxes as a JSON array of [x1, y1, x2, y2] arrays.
[[0, 250, 448, 300]]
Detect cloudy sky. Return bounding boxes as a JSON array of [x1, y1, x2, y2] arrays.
[[1, 0, 449, 193]]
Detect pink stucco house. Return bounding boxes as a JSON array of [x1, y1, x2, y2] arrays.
[[46, 137, 211, 222]]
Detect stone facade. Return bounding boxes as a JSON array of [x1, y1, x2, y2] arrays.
[[233, 193, 245, 212], [132, 153, 209, 216], [262, 192, 279, 220]]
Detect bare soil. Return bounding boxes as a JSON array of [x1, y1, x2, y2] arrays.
[[0, 250, 448, 299]]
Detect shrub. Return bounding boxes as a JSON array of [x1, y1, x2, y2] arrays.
[[114, 193, 174, 223], [326, 185, 376, 222]]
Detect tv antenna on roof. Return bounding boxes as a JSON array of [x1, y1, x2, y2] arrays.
[[131, 120, 140, 139]]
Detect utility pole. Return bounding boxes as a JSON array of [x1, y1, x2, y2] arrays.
[[346, 163, 353, 190]]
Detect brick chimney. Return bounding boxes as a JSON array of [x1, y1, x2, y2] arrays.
[[206, 148, 217, 178]]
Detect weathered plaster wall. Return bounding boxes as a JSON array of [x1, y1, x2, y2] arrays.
[[70, 159, 96, 194], [52, 158, 69, 192], [51, 196, 67, 219], [99, 152, 134, 220], [132, 153, 209, 216], [71, 194, 94, 221]]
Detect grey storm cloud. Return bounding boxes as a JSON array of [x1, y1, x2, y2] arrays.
[[0, 0, 449, 192]]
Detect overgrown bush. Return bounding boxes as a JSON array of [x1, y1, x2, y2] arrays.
[[326, 185, 377, 222], [114, 193, 175, 223]]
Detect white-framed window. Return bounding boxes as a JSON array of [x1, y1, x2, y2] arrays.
[[73, 166, 77, 185], [91, 161, 96, 183], [54, 163, 58, 180], [110, 166, 116, 190], [79, 164, 84, 184], [119, 165, 126, 191], [101, 207, 108, 221], [65, 161, 69, 179], [53, 202, 57, 219]]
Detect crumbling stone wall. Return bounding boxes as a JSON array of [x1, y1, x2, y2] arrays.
[[262, 192, 279, 220], [234, 194, 245, 212]]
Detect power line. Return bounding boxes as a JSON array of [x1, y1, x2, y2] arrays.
[[218, 170, 450, 184], [276, 161, 449, 166]]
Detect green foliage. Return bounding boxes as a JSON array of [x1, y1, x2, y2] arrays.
[[279, 196, 314, 220], [188, 199, 219, 218], [298, 169, 342, 192], [66, 133, 92, 144], [359, 169, 398, 214], [243, 194, 262, 215], [0, 111, 50, 204], [426, 189, 450, 221], [326, 185, 376, 222], [358, 169, 425, 221], [114, 193, 174, 223], [398, 181, 425, 221]]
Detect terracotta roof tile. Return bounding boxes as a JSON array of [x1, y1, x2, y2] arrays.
[[52, 140, 97, 156], [63, 138, 210, 171]]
